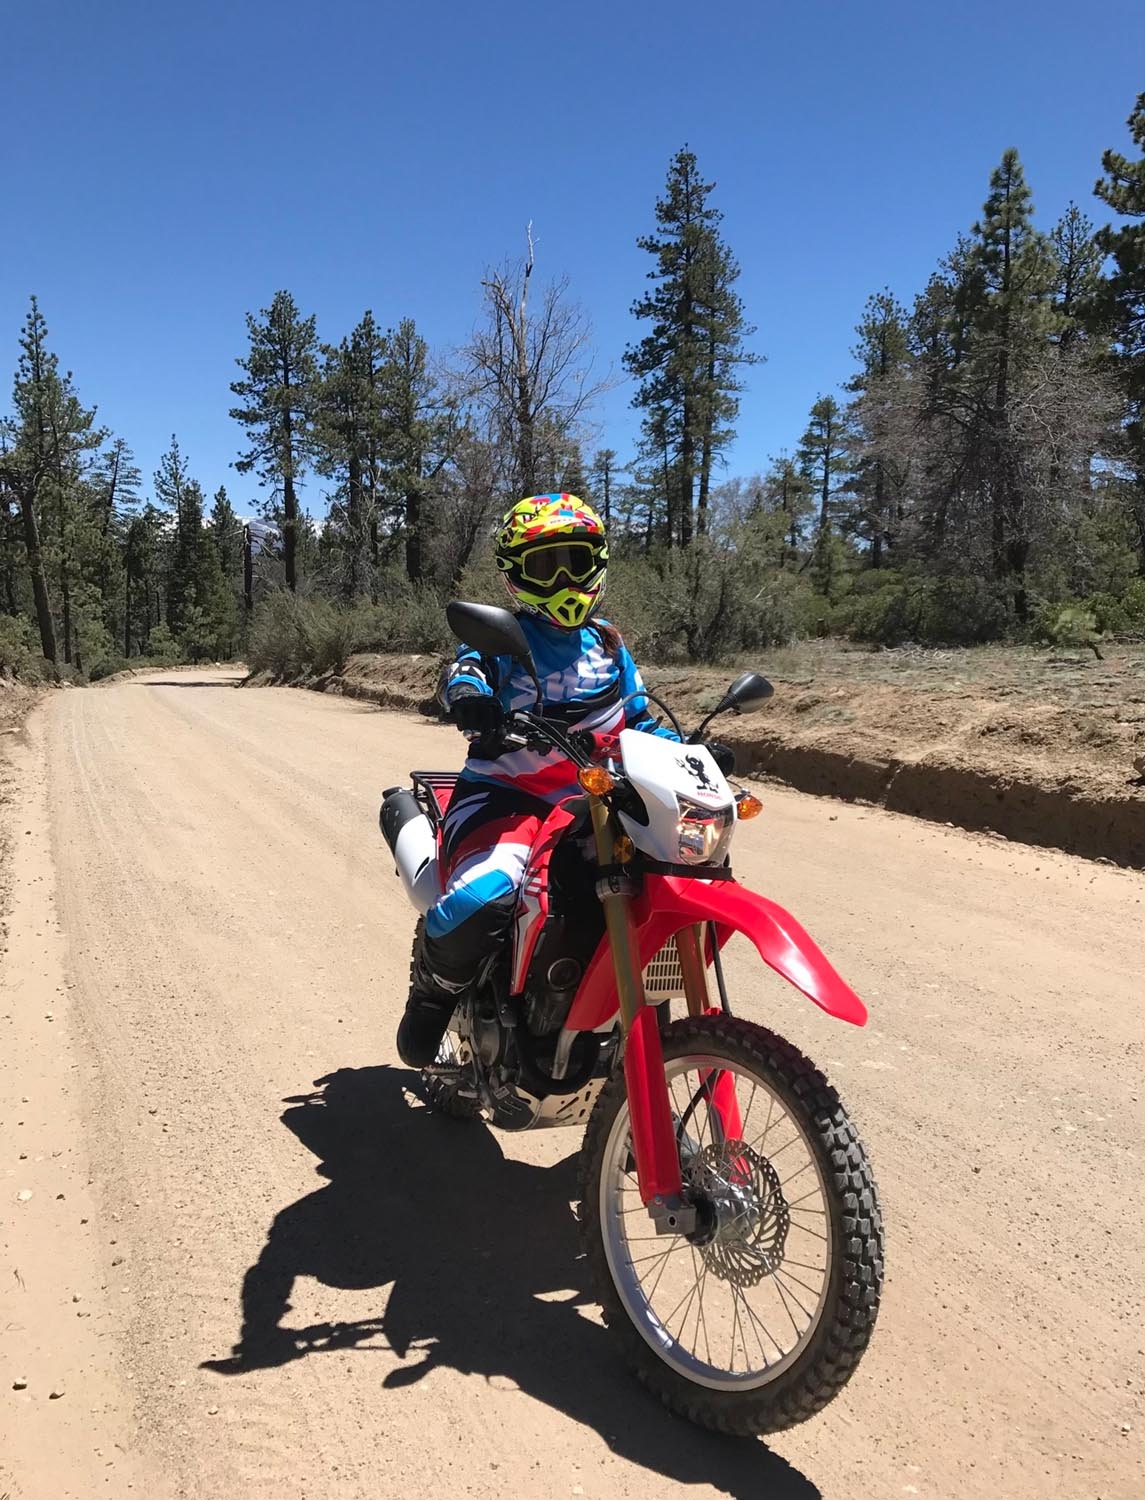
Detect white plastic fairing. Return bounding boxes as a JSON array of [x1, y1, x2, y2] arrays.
[[394, 812, 442, 914], [616, 731, 736, 865]]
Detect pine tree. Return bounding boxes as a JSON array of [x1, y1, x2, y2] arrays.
[[209, 485, 243, 582], [797, 396, 851, 544], [760, 454, 814, 567], [90, 437, 141, 649], [1051, 204, 1104, 345], [230, 291, 319, 592], [378, 318, 453, 584], [587, 448, 619, 527], [2, 299, 102, 664], [625, 148, 759, 546], [155, 437, 203, 639], [1094, 92, 1145, 554], [846, 292, 911, 566], [314, 311, 387, 599]]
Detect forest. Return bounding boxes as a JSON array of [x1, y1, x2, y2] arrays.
[[2, 90, 1144, 680]]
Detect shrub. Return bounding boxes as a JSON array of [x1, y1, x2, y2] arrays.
[[0, 615, 44, 681], [246, 592, 311, 677], [145, 623, 182, 664], [837, 571, 1010, 646], [247, 580, 456, 680], [605, 546, 815, 663]]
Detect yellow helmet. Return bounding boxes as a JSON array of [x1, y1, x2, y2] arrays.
[[495, 493, 608, 630]]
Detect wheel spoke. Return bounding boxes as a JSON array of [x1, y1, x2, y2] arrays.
[[595, 1031, 856, 1397], [773, 1275, 805, 1339], [736, 1285, 775, 1368], [771, 1265, 823, 1299]]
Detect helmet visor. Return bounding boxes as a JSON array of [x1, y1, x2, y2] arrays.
[[518, 541, 604, 587]]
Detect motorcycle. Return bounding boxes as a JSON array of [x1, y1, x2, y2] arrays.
[[379, 600, 883, 1435]]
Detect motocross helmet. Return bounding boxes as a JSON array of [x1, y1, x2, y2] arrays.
[[495, 493, 609, 630]]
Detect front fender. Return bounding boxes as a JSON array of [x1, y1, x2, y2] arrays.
[[563, 874, 867, 1032]]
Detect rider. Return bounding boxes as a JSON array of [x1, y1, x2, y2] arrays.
[[397, 492, 703, 1069]]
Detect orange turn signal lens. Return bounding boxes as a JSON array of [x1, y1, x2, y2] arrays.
[[736, 794, 763, 820], [578, 766, 615, 796], [613, 834, 635, 864]]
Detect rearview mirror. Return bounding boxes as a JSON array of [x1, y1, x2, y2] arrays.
[[694, 670, 774, 741], [446, 600, 534, 666], [715, 671, 774, 716]]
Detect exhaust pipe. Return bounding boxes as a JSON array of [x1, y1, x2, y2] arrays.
[[379, 788, 441, 914]]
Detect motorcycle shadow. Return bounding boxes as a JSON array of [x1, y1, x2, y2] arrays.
[[203, 1065, 821, 1500]]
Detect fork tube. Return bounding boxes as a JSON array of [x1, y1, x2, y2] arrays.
[[588, 797, 645, 1032], [589, 796, 686, 1215], [675, 925, 710, 1018]]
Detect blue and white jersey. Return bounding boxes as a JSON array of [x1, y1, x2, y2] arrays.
[[445, 614, 677, 800]]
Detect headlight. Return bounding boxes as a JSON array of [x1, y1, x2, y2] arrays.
[[676, 800, 735, 866]]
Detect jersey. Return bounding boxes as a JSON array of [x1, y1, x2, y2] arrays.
[[443, 613, 677, 802]]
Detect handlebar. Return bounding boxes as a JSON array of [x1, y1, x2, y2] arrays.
[[469, 708, 596, 768]]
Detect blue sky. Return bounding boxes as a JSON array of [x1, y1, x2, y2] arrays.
[[2, 0, 1142, 515]]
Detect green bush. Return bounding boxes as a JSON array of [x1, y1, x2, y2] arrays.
[[145, 623, 182, 664], [604, 545, 815, 663], [0, 615, 44, 681], [837, 571, 1010, 646], [247, 579, 456, 680], [1036, 580, 1145, 642], [247, 592, 311, 677]]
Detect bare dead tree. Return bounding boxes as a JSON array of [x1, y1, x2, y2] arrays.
[[462, 227, 607, 496]]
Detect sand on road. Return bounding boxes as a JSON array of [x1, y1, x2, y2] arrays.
[[1, 667, 1142, 1500]]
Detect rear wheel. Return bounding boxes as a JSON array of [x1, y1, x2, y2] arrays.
[[579, 1014, 882, 1434]]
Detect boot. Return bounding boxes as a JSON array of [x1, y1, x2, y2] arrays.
[[396, 943, 468, 1069], [396, 990, 455, 1069]]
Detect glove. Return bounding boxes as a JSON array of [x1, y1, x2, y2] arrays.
[[449, 689, 505, 737], [705, 741, 736, 776]]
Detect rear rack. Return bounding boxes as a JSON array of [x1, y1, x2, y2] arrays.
[[411, 771, 460, 827]]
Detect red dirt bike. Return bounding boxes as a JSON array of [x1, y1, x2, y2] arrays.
[[380, 602, 883, 1435]]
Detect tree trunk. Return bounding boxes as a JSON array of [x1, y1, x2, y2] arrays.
[[346, 449, 362, 600], [282, 471, 297, 592], [243, 527, 253, 614], [405, 483, 423, 583], [57, 516, 72, 666], [679, 413, 695, 546], [872, 461, 886, 569], [281, 334, 298, 591], [991, 340, 1010, 580], [515, 255, 535, 494], [0, 490, 19, 614], [18, 479, 57, 662], [697, 351, 717, 535]]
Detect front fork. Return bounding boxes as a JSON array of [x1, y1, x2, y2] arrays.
[[588, 797, 724, 1234]]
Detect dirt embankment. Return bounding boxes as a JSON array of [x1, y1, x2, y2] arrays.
[[257, 643, 1145, 867]]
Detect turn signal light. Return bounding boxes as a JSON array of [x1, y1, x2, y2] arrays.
[[613, 834, 635, 865], [578, 766, 615, 796], [736, 795, 763, 821]]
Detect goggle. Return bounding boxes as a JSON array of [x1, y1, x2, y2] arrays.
[[517, 541, 605, 587]]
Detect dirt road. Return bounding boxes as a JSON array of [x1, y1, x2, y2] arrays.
[[2, 668, 1142, 1500]]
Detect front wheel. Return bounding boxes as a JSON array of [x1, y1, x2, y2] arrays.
[[578, 1015, 882, 1435]]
